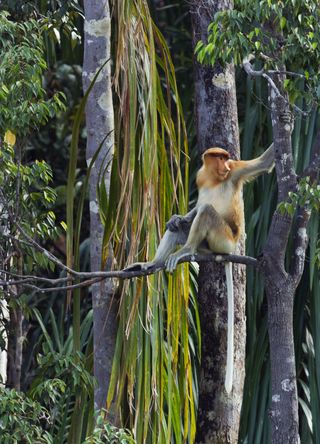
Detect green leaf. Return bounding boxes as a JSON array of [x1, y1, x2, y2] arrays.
[[280, 16, 287, 29]]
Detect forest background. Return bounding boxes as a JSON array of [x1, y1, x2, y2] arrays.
[[0, 0, 320, 443]]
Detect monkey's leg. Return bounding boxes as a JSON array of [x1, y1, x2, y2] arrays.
[[124, 228, 187, 272], [165, 204, 234, 272]]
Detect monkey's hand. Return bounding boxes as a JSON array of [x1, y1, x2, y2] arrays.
[[166, 214, 185, 232], [166, 209, 197, 232], [165, 247, 194, 273]]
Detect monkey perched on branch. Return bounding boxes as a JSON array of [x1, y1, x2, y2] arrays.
[[126, 145, 274, 392]]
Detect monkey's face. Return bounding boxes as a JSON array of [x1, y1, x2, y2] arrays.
[[204, 154, 231, 181], [203, 148, 231, 181], [215, 156, 231, 179]]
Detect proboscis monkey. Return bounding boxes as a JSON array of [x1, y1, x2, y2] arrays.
[[127, 145, 274, 392]]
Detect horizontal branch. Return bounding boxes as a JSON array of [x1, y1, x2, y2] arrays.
[[1, 253, 257, 294]]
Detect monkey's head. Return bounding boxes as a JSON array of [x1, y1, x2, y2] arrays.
[[202, 147, 231, 181]]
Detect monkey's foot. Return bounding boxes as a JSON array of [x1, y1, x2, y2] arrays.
[[124, 261, 158, 272], [165, 248, 194, 273]]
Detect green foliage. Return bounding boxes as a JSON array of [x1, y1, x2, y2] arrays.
[[29, 306, 94, 443], [278, 176, 320, 216], [0, 143, 60, 271], [83, 411, 135, 444], [195, 0, 320, 105], [31, 351, 94, 398], [0, 387, 53, 443], [29, 349, 94, 442], [0, 11, 65, 137]]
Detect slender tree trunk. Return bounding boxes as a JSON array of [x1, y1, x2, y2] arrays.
[[190, 1, 246, 442], [82, 0, 116, 413], [6, 305, 22, 390], [260, 80, 303, 443], [0, 299, 8, 386]]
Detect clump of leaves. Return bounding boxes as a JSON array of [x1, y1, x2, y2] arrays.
[[31, 351, 95, 400], [0, 142, 61, 271], [0, 10, 65, 137], [29, 351, 95, 436], [278, 176, 320, 216], [195, 0, 320, 106], [0, 387, 53, 444], [83, 410, 135, 444]]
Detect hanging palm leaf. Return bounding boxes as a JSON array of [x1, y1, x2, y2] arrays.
[[102, 1, 199, 442]]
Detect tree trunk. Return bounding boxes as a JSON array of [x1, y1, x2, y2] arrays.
[[259, 80, 302, 443], [0, 299, 8, 386], [82, 0, 116, 413], [6, 305, 22, 390], [190, 1, 246, 442]]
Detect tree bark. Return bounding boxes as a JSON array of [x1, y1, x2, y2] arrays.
[[82, 0, 117, 414], [262, 213, 299, 443], [0, 299, 8, 386], [6, 305, 22, 390], [260, 80, 302, 443], [190, 1, 246, 442]]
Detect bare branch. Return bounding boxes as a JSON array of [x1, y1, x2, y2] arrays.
[[0, 270, 69, 284], [1, 277, 103, 295], [268, 70, 306, 79], [0, 253, 258, 294]]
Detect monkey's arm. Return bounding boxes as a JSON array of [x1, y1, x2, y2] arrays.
[[231, 143, 274, 183]]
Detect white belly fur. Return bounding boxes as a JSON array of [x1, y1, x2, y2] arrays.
[[197, 182, 234, 217], [197, 182, 238, 253]]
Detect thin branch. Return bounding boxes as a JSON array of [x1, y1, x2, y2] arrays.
[[0, 270, 70, 284], [2, 277, 103, 295], [268, 70, 306, 79], [1, 253, 258, 294]]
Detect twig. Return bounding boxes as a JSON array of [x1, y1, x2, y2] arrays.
[[0, 270, 70, 284]]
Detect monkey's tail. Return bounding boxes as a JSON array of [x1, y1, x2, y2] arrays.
[[224, 261, 234, 394]]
